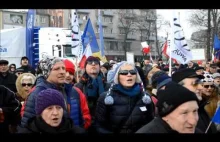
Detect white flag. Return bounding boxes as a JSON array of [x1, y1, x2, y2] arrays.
[[169, 11, 192, 64], [71, 9, 83, 60]]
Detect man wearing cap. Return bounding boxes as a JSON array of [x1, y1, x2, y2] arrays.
[[172, 68, 217, 133], [213, 73, 220, 89], [0, 59, 17, 93], [136, 82, 200, 133], [16, 56, 36, 75]]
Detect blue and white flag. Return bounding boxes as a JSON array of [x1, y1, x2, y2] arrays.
[[71, 9, 83, 60]]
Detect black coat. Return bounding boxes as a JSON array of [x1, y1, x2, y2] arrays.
[[0, 85, 21, 133], [17, 116, 86, 134], [136, 117, 202, 133], [95, 86, 155, 134], [0, 72, 17, 93]]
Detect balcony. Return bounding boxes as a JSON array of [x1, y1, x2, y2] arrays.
[[103, 33, 115, 39], [127, 34, 136, 40], [103, 10, 114, 16], [96, 21, 111, 27], [77, 9, 90, 14]]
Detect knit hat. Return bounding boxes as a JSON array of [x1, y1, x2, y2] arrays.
[[157, 82, 199, 117], [84, 56, 100, 68], [212, 73, 220, 79], [35, 88, 65, 115], [36, 55, 63, 79], [151, 70, 167, 88], [113, 61, 142, 84], [156, 74, 172, 89], [63, 59, 75, 75], [201, 73, 213, 82], [172, 68, 204, 83]]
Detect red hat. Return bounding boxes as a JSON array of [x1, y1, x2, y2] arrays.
[[63, 59, 75, 75]]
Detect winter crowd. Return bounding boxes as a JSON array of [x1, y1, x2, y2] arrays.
[[0, 55, 220, 134]]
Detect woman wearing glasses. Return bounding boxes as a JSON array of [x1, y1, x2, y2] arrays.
[[15, 73, 36, 107], [95, 61, 154, 133], [201, 73, 220, 118]]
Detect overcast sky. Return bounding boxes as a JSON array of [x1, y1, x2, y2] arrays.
[[156, 9, 197, 40]]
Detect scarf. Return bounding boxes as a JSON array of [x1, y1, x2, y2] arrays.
[[114, 83, 141, 97], [86, 75, 105, 98]]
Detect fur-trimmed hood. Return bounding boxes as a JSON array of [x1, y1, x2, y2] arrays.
[[16, 73, 36, 100]]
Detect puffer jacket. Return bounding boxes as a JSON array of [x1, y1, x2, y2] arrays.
[[21, 79, 91, 129], [95, 86, 155, 134]]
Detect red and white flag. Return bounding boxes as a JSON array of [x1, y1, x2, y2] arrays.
[[78, 44, 93, 69], [141, 41, 150, 54], [162, 41, 169, 58]]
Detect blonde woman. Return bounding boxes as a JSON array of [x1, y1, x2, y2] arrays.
[[16, 73, 36, 105]]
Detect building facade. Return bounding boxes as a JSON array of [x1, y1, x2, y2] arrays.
[[67, 9, 159, 62]]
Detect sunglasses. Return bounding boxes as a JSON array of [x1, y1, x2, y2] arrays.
[[203, 85, 215, 89], [21, 83, 33, 87], [118, 70, 137, 75], [87, 61, 99, 65]]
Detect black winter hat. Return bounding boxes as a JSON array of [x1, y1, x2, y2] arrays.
[[151, 70, 166, 88], [172, 68, 204, 83], [0, 60, 9, 65], [84, 56, 100, 68], [157, 82, 199, 117], [102, 62, 110, 70]]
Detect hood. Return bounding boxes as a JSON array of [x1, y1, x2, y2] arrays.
[[16, 73, 36, 99]]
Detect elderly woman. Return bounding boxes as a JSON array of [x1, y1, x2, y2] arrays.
[[201, 73, 220, 118], [95, 61, 154, 134], [136, 82, 201, 133], [17, 88, 86, 134], [16, 73, 36, 104]]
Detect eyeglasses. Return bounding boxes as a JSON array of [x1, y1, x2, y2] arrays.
[[203, 85, 215, 89], [87, 61, 99, 65], [21, 83, 33, 87], [118, 70, 137, 75]]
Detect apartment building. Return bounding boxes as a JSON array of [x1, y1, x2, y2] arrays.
[[68, 9, 159, 61]]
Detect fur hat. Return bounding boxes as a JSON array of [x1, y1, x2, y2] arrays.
[[35, 88, 65, 115], [63, 59, 75, 75], [157, 82, 199, 117]]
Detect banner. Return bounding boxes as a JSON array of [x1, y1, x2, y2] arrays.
[[169, 12, 192, 64], [71, 9, 83, 60], [26, 9, 36, 63], [0, 28, 26, 67]]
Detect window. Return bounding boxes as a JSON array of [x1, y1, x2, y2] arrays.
[[40, 17, 46, 24], [110, 41, 114, 50], [119, 28, 125, 34]]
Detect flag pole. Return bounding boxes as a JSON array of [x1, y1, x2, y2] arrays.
[[205, 121, 212, 133]]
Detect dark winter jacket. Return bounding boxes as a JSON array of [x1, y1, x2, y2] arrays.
[[0, 71, 17, 93], [136, 117, 202, 133], [95, 85, 155, 134], [17, 65, 36, 75], [21, 80, 90, 129], [0, 85, 21, 133], [18, 116, 86, 134], [196, 99, 217, 133]]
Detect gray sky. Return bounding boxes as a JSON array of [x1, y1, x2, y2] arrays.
[[157, 9, 196, 40]]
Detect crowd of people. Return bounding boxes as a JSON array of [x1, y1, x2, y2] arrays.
[[0, 54, 220, 134]]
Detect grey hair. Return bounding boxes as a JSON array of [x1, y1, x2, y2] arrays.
[[113, 62, 142, 84], [20, 74, 36, 84]]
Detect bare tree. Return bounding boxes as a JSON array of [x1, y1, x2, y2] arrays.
[[188, 9, 220, 60], [117, 10, 138, 59]]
